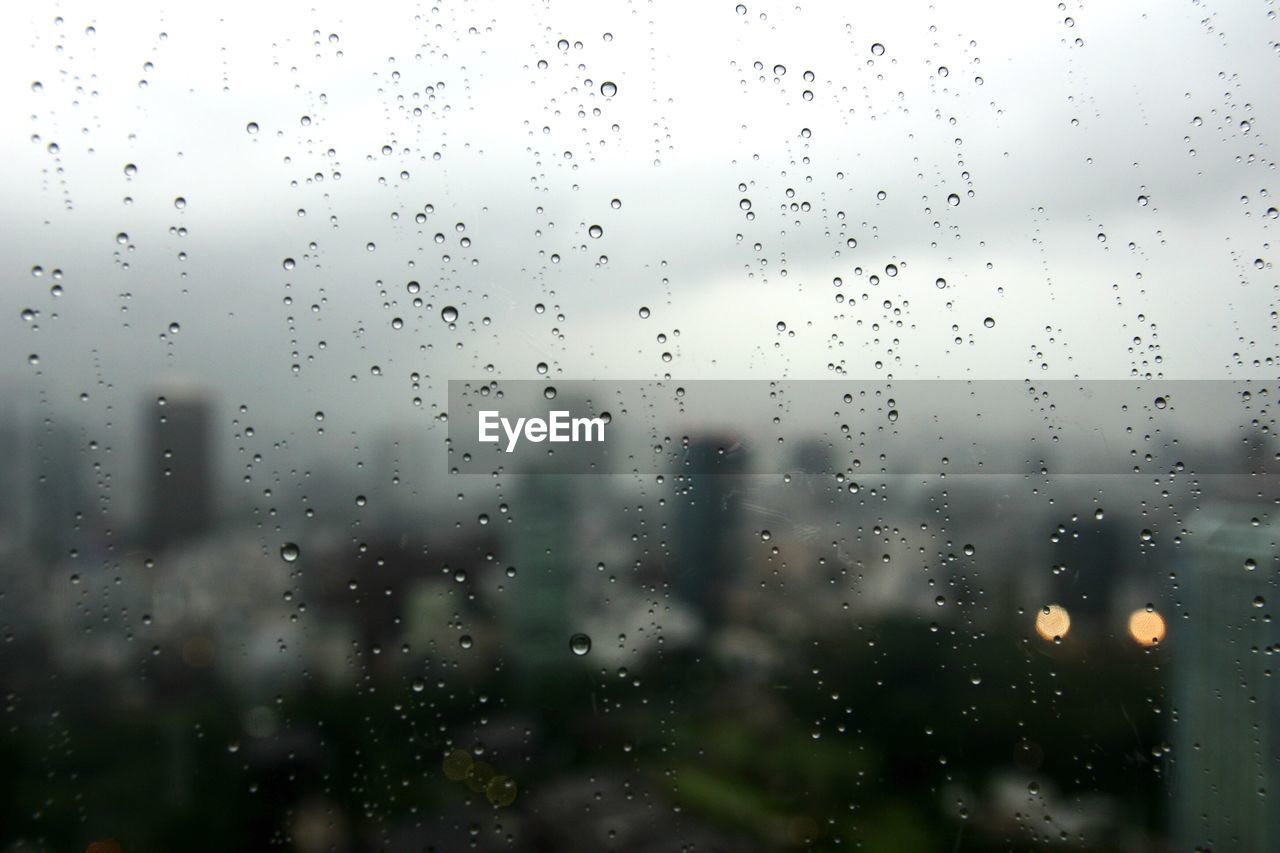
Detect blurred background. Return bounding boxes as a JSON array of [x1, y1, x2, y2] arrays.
[[1, 0, 1277, 850]]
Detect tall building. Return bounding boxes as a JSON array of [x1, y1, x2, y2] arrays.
[[1171, 502, 1279, 851], [505, 471, 579, 669], [29, 421, 86, 561], [0, 415, 22, 542], [672, 435, 748, 629], [143, 387, 215, 549]]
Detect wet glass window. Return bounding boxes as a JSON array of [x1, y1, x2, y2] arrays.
[[1, 2, 1277, 851]]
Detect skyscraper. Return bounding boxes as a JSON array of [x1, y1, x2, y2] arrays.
[[29, 421, 86, 562], [672, 434, 748, 629], [1171, 502, 1279, 851], [143, 387, 215, 549]]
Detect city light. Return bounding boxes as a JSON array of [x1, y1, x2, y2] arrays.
[[1128, 609, 1167, 647], [1034, 604, 1071, 641]]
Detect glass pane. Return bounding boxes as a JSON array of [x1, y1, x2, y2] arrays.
[[1, 2, 1275, 851]]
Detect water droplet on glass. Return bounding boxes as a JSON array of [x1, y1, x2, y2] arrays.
[[441, 306, 458, 323], [600, 81, 617, 97], [280, 543, 300, 562], [569, 633, 592, 656], [588, 224, 603, 238], [871, 43, 885, 56]]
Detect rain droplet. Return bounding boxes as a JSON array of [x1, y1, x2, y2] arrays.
[[588, 224, 603, 238], [441, 306, 458, 323], [280, 543, 300, 562], [569, 633, 592, 656], [947, 193, 960, 207], [871, 43, 885, 56], [600, 81, 617, 97], [983, 317, 995, 328]]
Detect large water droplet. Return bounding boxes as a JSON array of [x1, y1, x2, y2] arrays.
[[569, 633, 592, 656]]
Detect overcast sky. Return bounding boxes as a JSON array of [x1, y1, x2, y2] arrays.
[[1, 0, 1276, 512]]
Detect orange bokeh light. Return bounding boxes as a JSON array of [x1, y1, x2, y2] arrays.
[[1128, 609, 1166, 646]]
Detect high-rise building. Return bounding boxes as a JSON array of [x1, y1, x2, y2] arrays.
[[1171, 502, 1279, 851], [0, 415, 22, 542], [505, 471, 579, 669], [29, 421, 86, 561], [672, 434, 748, 629], [143, 387, 215, 549]]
